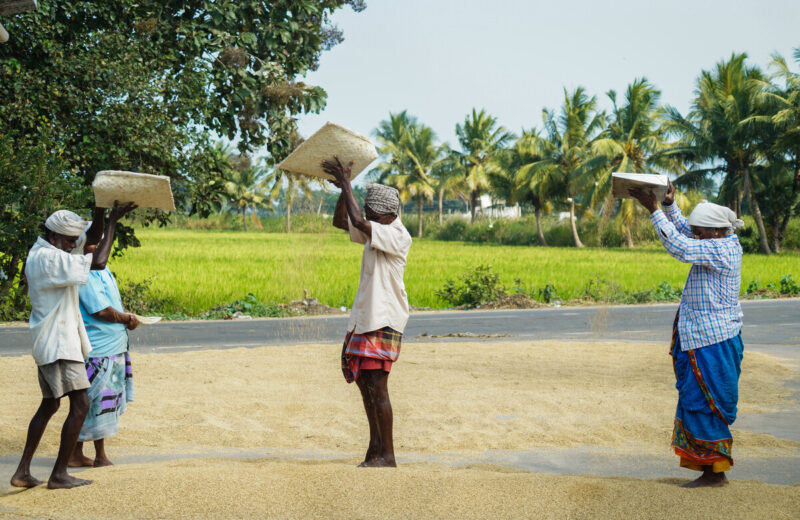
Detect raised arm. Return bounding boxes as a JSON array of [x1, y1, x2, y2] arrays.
[[84, 207, 107, 248], [91, 202, 136, 270], [659, 182, 693, 238], [322, 156, 372, 238], [629, 186, 731, 269], [332, 189, 349, 230]]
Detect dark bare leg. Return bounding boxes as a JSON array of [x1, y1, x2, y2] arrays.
[[48, 390, 93, 489], [93, 439, 113, 467], [356, 375, 381, 466], [68, 442, 94, 467], [10, 398, 60, 487], [681, 466, 729, 488], [360, 370, 396, 468]]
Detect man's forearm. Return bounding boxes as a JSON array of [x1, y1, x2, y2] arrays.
[[85, 207, 106, 247], [340, 182, 367, 230], [332, 192, 348, 230], [91, 217, 119, 269], [94, 306, 132, 325]]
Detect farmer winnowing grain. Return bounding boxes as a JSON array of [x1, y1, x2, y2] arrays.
[[10, 207, 113, 489], [69, 203, 138, 469], [630, 182, 744, 488], [322, 156, 411, 468]]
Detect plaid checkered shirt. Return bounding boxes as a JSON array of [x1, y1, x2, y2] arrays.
[[650, 203, 743, 351]]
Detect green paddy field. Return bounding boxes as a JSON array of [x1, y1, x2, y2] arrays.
[[108, 229, 800, 314]]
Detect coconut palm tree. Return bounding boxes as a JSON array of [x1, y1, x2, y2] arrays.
[[491, 130, 551, 245], [590, 78, 676, 247], [224, 162, 270, 231], [375, 112, 441, 237], [665, 53, 773, 254], [262, 168, 315, 232], [746, 48, 800, 251], [455, 108, 514, 222], [430, 147, 466, 225], [520, 88, 607, 248]]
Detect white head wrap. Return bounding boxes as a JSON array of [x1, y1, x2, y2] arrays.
[[45, 210, 89, 237], [365, 184, 400, 215], [688, 202, 744, 231]]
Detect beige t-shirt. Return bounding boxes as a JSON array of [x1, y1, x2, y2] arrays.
[[348, 218, 412, 334]]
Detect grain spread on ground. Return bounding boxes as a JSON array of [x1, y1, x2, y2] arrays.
[[1, 340, 797, 518]]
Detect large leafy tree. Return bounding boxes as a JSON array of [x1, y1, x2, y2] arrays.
[[665, 53, 773, 254], [521, 88, 607, 248], [0, 0, 365, 316], [591, 78, 676, 247], [455, 108, 514, 222]]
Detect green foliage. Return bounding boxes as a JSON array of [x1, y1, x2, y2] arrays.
[[118, 276, 174, 315], [779, 274, 800, 295], [202, 294, 297, 320], [0, 132, 89, 316], [436, 265, 506, 308], [537, 283, 560, 304]]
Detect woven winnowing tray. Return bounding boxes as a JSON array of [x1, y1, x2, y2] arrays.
[[277, 122, 378, 181], [0, 1, 38, 16], [612, 172, 669, 200], [93, 171, 175, 211]]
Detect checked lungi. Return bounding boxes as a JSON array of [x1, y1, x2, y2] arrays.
[[341, 327, 402, 383]]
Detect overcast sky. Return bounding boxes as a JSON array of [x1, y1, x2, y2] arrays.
[[295, 0, 799, 150]]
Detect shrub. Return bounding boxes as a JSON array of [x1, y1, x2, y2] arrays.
[[779, 274, 800, 295], [436, 264, 505, 307]]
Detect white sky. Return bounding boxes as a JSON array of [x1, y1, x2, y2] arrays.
[[295, 0, 799, 149]]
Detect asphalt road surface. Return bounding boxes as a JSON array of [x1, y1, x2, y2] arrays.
[[1, 299, 797, 357]]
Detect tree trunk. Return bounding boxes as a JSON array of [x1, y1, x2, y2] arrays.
[[624, 226, 634, 248], [286, 201, 292, 233], [772, 161, 800, 253], [534, 206, 547, 246], [743, 168, 771, 255], [241, 208, 247, 232], [417, 195, 423, 238], [470, 190, 478, 223], [317, 196, 323, 215], [569, 198, 584, 248], [438, 187, 444, 226]]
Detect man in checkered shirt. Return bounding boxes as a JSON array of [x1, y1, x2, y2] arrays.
[[630, 182, 745, 489]]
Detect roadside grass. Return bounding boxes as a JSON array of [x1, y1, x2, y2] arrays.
[[108, 229, 800, 315]]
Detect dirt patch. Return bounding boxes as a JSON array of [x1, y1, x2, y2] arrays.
[[480, 293, 544, 309]]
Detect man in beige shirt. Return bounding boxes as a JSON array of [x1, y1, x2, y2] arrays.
[[323, 156, 411, 468]]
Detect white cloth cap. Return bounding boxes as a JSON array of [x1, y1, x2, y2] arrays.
[[688, 202, 744, 230], [45, 210, 89, 237]]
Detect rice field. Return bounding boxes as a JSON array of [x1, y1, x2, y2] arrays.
[[109, 229, 800, 314]]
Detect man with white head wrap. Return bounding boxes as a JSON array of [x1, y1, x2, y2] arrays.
[[322, 156, 411, 468], [630, 182, 745, 489], [11, 202, 134, 490]]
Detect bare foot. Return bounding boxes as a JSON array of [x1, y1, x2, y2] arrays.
[[681, 472, 729, 488], [68, 454, 95, 468], [358, 458, 397, 468], [47, 474, 93, 489], [10, 472, 44, 488], [93, 457, 113, 468]]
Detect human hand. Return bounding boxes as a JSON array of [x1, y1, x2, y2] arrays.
[[110, 201, 137, 221], [321, 155, 353, 186], [662, 181, 675, 206], [628, 187, 659, 214], [125, 313, 140, 330]]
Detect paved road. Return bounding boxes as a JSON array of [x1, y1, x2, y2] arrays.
[[1, 299, 797, 357]]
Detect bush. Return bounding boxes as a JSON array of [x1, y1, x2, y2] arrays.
[[779, 274, 800, 295], [118, 276, 174, 315], [201, 293, 297, 319], [436, 264, 505, 307]]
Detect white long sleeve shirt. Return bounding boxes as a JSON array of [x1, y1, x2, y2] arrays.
[[25, 237, 93, 365]]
